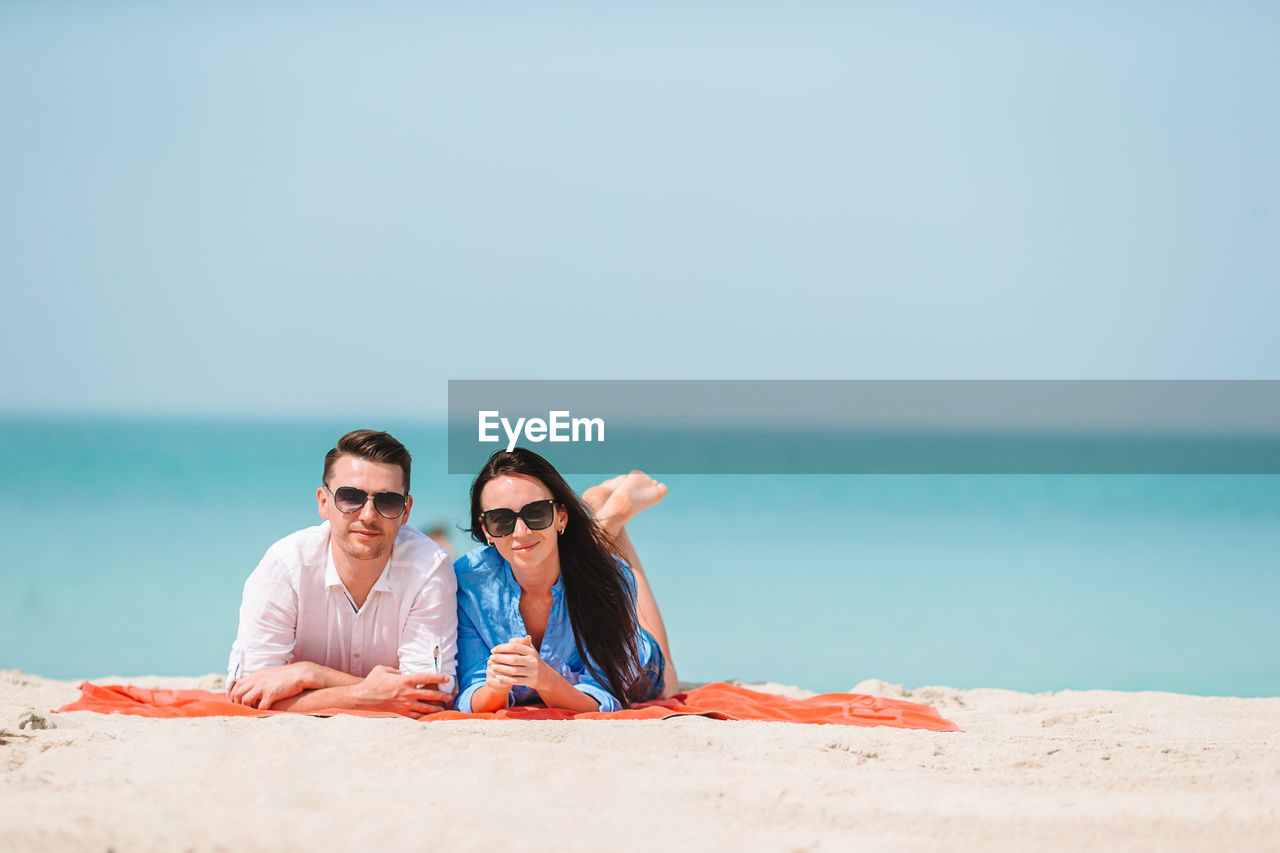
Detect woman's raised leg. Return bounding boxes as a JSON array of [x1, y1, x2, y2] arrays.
[[583, 472, 680, 697]]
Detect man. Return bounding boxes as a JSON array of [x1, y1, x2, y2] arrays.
[[227, 429, 456, 718]]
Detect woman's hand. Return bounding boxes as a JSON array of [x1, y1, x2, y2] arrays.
[[487, 635, 545, 691], [480, 636, 603, 713]]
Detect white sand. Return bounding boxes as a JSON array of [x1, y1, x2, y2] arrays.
[[1, 670, 1277, 852]]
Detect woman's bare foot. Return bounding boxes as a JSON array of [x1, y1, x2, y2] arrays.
[[594, 471, 667, 527], [582, 474, 628, 514]]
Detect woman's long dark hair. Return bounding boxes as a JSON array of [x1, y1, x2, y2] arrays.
[[468, 448, 642, 707]]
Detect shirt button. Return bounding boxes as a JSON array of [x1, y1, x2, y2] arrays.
[[353, 653, 360, 659]]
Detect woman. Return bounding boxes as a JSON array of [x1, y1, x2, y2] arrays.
[[453, 448, 679, 713]]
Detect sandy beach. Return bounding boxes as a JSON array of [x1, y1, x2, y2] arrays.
[[1, 671, 1276, 851]]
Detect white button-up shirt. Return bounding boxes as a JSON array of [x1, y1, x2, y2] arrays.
[[227, 522, 457, 692]]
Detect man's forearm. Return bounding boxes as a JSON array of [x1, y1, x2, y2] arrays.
[[228, 661, 364, 708], [264, 683, 367, 713], [264, 668, 451, 716], [304, 663, 363, 689]]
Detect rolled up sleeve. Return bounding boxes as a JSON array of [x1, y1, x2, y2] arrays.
[[227, 557, 298, 689], [397, 557, 459, 694], [573, 681, 619, 713], [454, 597, 495, 713]]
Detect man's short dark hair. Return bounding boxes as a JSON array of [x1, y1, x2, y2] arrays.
[[323, 429, 412, 493]]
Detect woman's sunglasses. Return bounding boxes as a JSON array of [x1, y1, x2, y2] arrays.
[[478, 499, 557, 538], [324, 484, 407, 519]]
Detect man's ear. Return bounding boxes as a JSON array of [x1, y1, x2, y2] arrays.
[[317, 486, 331, 521], [398, 494, 413, 527]]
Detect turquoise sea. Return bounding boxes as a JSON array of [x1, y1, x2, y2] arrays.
[[3, 416, 1277, 697]]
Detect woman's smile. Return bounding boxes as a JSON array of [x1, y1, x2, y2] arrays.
[[480, 474, 567, 581]]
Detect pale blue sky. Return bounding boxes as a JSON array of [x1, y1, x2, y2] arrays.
[[3, 1, 1277, 418]]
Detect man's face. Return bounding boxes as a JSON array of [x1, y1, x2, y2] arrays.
[[317, 454, 413, 567]]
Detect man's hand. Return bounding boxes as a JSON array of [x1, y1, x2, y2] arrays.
[[487, 636, 546, 691], [356, 665, 453, 719], [228, 662, 322, 710]]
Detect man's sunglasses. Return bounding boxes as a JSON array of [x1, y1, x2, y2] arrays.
[[478, 499, 557, 538], [324, 483, 408, 519]]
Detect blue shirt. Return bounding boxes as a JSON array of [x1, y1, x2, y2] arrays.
[[454, 545, 655, 713]]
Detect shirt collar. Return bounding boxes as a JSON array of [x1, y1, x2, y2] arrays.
[[324, 542, 342, 589], [370, 563, 395, 594]]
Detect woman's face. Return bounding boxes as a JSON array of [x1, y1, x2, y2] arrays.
[[479, 473, 569, 581]]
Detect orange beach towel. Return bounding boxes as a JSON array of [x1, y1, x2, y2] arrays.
[[56, 681, 960, 732]]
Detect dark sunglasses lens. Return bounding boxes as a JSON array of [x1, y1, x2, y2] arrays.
[[521, 500, 555, 530], [373, 492, 406, 518], [333, 487, 368, 513], [482, 509, 517, 537]]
